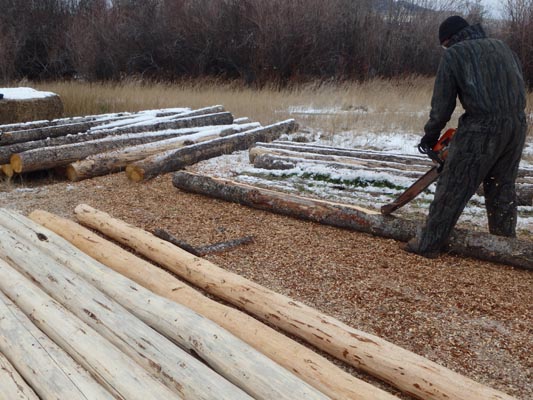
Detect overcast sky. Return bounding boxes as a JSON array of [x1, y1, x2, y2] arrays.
[[480, 0, 506, 19]]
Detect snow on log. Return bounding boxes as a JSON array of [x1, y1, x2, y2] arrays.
[[10, 129, 203, 174], [73, 204, 519, 400], [4, 210, 329, 400], [171, 172, 533, 270], [126, 119, 298, 182], [66, 122, 260, 181], [0, 291, 114, 400], [0, 259, 181, 400], [0, 216, 250, 400], [30, 209, 399, 400], [0, 352, 39, 400]]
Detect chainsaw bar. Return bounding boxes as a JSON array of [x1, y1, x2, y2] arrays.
[[380, 166, 440, 215]]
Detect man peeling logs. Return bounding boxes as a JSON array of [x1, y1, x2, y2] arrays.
[[402, 16, 528, 258]]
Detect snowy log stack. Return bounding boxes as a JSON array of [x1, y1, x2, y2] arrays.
[[0, 205, 518, 400], [0, 105, 298, 182]]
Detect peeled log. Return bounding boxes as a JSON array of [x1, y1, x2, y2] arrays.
[[10, 129, 202, 174], [66, 123, 260, 181], [0, 258, 180, 400], [0, 352, 39, 400], [31, 209, 399, 400], [73, 204, 518, 400], [126, 119, 298, 182], [0, 291, 114, 400], [0, 217, 250, 400]]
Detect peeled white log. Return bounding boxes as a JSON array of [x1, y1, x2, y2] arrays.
[[0, 291, 114, 400], [0, 352, 39, 400], [73, 204, 517, 400], [0, 258, 180, 400], [30, 209, 399, 400], [0, 219, 249, 400], [0, 210, 328, 400]]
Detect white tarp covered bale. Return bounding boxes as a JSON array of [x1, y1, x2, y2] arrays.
[[0, 87, 63, 124]]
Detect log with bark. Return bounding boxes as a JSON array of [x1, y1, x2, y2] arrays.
[[3, 210, 329, 400], [126, 119, 298, 182], [172, 172, 533, 270], [0, 291, 114, 400], [0, 216, 252, 400], [72, 204, 519, 400], [10, 128, 208, 174], [0, 258, 181, 400], [66, 122, 260, 181], [30, 209, 398, 400], [0, 352, 39, 400]]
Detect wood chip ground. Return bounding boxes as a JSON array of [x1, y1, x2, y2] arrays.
[[1, 172, 531, 400]]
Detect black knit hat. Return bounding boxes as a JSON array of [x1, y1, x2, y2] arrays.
[[439, 16, 469, 44]]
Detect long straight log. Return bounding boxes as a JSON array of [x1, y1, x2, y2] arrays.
[[0, 291, 114, 400], [66, 122, 261, 181], [0, 218, 250, 400], [3, 210, 328, 400], [30, 210, 399, 400], [0, 352, 39, 400], [0, 258, 181, 400], [172, 172, 533, 269], [73, 204, 519, 400], [10, 129, 206, 174], [126, 119, 298, 182]]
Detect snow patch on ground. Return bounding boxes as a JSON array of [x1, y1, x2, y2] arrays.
[[0, 87, 57, 100]]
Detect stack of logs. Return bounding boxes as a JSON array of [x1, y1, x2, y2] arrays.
[[0, 106, 297, 182], [0, 204, 518, 400]]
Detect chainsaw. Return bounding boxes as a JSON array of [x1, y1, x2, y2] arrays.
[[380, 128, 456, 215]]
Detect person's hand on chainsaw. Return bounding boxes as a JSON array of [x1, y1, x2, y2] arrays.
[[417, 131, 440, 154]]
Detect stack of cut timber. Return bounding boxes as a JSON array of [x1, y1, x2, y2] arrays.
[[249, 141, 533, 206], [0, 208, 332, 400], [30, 204, 518, 400]]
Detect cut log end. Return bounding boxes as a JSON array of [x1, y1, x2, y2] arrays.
[[10, 154, 23, 173], [126, 165, 144, 182], [66, 165, 79, 182], [1, 164, 14, 178]]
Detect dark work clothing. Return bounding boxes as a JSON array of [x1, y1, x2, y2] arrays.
[[417, 24, 527, 255]]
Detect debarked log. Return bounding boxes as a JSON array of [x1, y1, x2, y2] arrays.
[[4, 210, 328, 400], [31, 210, 399, 400], [73, 203, 519, 400], [0, 352, 39, 400], [126, 119, 298, 182], [66, 122, 260, 181], [172, 172, 533, 268], [0, 216, 250, 400], [0, 291, 114, 400], [10, 129, 200, 174], [0, 258, 181, 400]]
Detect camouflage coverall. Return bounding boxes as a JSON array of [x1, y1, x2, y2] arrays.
[[417, 24, 527, 255]]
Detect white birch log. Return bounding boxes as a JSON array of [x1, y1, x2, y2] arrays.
[[72, 204, 517, 400], [0, 352, 39, 400], [0, 291, 115, 400], [1, 210, 330, 400], [30, 209, 399, 400], [0, 219, 249, 400], [0, 258, 180, 400]]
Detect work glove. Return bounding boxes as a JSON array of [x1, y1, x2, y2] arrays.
[[417, 131, 439, 154]]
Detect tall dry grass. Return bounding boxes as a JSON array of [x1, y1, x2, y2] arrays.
[[34, 78, 532, 136]]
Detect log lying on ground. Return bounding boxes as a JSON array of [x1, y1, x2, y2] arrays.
[[4, 211, 328, 400], [73, 204, 518, 400], [10, 129, 206, 174], [0, 352, 39, 400], [0, 258, 180, 400], [172, 172, 533, 270], [66, 122, 260, 181], [0, 218, 250, 400], [0, 291, 114, 400], [30, 210, 398, 400], [126, 119, 298, 182]]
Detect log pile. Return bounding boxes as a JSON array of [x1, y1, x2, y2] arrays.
[[24, 204, 518, 400], [0, 105, 298, 182]]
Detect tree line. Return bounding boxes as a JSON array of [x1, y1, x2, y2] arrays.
[[0, 0, 532, 87]]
